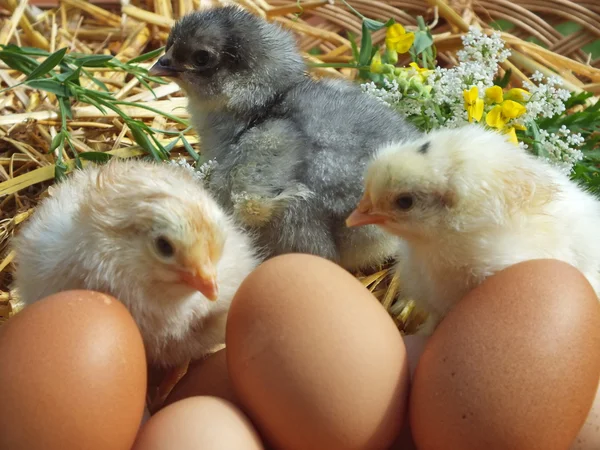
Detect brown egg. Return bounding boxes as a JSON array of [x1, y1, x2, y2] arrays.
[[0, 290, 147, 450], [132, 396, 264, 450], [163, 348, 239, 408], [571, 383, 600, 450], [226, 254, 410, 450], [410, 259, 600, 450]]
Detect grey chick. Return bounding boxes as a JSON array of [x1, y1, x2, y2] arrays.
[[149, 5, 421, 271]]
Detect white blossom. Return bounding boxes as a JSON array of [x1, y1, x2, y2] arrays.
[[169, 156, 218, 184], [359, 28, 584, 174]]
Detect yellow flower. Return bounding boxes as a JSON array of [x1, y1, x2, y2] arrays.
[[504, 127, 518, 145], [370, 52, 383, 74], [485, 86, 504, 104], [486, 100, 527, 129], [386, 24, 415, 54], [505, 88, 531, 102], [463, 86, 484, 123], [408, 62, 433, 81]]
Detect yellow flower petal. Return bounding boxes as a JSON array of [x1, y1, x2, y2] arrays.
[[473, 98, 484, 122], [370, 52, 383, 73], [388, 32, 415, 54], [501, 100, 527, 119], [463, 86, 479, 104], [386, 23, 407, 41], [486, 105, 506, 129], [506, 88, 531, 102], [485, 86, 504, 104], [513, 123, 527, 131], [505, 127, 519, 145]]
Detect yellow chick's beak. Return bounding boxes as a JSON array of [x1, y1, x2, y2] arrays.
[[346, 196, 388, 227], [179, 268, 219, 301]]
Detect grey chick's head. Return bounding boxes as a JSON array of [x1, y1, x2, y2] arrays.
[[150, 6, 306, 113], [346, 125, 548, 241]]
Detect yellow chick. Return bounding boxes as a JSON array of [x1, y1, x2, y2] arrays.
[[347, 125, 600, 335], [11, 158, 260, 367]]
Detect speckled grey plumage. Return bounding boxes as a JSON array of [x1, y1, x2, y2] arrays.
[[156, 6, 422, 270]]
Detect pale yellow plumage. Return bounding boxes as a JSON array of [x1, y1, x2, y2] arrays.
[[348, 125, 600, 335], [12, 158, 260, 367]]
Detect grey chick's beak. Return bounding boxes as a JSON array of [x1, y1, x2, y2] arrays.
[[149, 56, 180, 78], [346, 196, 388, 227]]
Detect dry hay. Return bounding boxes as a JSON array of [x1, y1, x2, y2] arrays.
[[0, 0, 599, 335]]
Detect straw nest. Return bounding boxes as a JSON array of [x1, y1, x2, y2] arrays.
[[0, 0, 599, 333]]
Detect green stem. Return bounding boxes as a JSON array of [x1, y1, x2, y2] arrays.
[[339, 0, 366, 20], [114, 100, 189, 126]]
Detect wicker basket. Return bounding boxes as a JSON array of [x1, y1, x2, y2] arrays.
[[0, 0, 599, 326]]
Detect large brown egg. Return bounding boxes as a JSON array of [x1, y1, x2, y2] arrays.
[[571, 383, 600, 450], [226, 254, 409, 450], [0, 290, 147, 450], [410, 259, 600, 450]]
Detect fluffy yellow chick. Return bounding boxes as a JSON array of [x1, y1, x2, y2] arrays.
[[347, 125, 600, 335], [12, 159, 259, 367]]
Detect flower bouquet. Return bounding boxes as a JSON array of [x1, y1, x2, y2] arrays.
[[328, 2, 600, 189]]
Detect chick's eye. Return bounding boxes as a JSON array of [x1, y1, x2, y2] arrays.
[[395, 194, 415, 211], [193, 50, 212, 67], [154, 236, 175, 258]]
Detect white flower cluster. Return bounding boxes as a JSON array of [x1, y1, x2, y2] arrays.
[[519, 72, 571, 122], [168, 156, 218, 184], [456, 27, 511, 70], [521, 125, 585, 175], [360, 28, 584, 173], [361, 27, 512, 130]]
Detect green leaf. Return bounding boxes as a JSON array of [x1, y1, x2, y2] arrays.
[[181, 135, 201, 162], [0, 51, 39, 74], [1, 45, 50, 57], [135, 74, 157, 99], [25, 47, 67, 80], [61, 97, 73, 120], [126, 46, 165, 65], [73, 54, 114, 67], [347, 31, 360, 63], [412, 30, 434, 56], [114, 100, 189, 126], [527, 121, 547, 158], [80, 93, 108, 115], [25, 79, 69, 96], [358, 22, 373, 68], [362, 18, 385, 31], [164, 136, 181, 152], [128, 121, 165, 161], [78, 68, 109, 91], [54, 160, 68, 181], [55, 67, 81, 83], [149, 133, 170, 159], [565, 91, 594, 109], [49, 132, 65, 153], [79, 151, 113, 162]]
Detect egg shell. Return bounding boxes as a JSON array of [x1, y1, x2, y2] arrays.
[[570, 383, 600, 450], [226, 253, 410, 450], [163, 347, 239, 408], [132, 396, 264, 450], [410, 259, 600, 450], [0, 290, 147, 450]]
